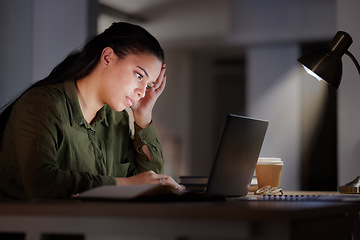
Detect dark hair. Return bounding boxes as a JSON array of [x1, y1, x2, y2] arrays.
[[0, 22, 164, 139]]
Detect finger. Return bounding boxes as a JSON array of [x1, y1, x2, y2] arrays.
[[154, 75, 166, 94], [156, 173, 170, 179], [153, 64, 166, 89], [145, 170, 156, 175], [156, 175, 183, 189], [144, 171, 165, 185], [145, 75, 165, 102]]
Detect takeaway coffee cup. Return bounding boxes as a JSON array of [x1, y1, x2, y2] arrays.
[[256, 158, 283, 189]]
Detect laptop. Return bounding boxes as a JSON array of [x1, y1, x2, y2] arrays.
[[192, 114, 268, 198]]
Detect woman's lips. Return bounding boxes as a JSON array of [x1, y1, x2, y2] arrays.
[[126, 97, 134, 106]]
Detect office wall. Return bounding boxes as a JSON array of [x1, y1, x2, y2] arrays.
[[246, 44, 302, 190], [337, 0, 360, 187], [0, 1, 32, 107], [31, 0, 89, 82], [229, 0, 336, 190], [147, 0, 336, 190], [0, 0, 96, 109]]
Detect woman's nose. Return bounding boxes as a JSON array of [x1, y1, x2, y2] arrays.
[[136, 83, 147, 98]]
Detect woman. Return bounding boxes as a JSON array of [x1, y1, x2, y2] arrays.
[[0, 22, 181, 199]]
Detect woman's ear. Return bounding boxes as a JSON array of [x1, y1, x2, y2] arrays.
[[101, 47, 115, 68]]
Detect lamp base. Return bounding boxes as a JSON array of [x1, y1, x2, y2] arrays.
[[339, 176, 360, 194]]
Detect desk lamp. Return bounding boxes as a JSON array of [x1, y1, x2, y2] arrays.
[[298, 31, 360, 194]]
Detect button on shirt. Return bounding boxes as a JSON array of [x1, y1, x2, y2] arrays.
[[0, 80, 164, 199]]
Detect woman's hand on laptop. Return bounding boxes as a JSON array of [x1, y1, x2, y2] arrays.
[[115, 170, 183, 190]]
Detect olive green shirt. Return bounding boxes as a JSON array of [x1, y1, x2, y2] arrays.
[[0, 80, 164, 200]]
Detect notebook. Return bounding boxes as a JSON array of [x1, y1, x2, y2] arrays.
[[75, 114, 268, 201]]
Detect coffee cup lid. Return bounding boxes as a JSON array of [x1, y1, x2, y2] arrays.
[[257, 158, 283, 165]]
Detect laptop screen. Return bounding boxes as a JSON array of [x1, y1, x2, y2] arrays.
[[206, 114, 268, 197]]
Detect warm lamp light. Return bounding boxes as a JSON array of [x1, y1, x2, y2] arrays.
[[298, 31, 360, 194]]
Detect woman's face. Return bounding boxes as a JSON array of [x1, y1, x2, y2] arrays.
[[100, 52, 162, 111]]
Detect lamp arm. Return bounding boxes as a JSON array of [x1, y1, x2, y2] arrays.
[[338, 50, 360, 193], [345, 50, 360, 78]]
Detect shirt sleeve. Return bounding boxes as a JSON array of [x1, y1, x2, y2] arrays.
[[5, 89, 116, 199], [131, 122, 164, 174]]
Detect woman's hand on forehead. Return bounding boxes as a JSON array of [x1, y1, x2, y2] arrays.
[[131, 62, 166, 128]]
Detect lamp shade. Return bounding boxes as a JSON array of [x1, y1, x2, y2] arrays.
[[297, 31, 353, 89]]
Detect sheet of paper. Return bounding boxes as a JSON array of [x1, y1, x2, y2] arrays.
[[76, 184, 167, 200]]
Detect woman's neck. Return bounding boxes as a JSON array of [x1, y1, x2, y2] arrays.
[[76, 76, 103, 124]]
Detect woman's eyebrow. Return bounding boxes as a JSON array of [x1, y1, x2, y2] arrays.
[[137, 66, 149, 77]]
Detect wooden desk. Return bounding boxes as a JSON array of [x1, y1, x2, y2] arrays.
[[0, 195, 359, 240]]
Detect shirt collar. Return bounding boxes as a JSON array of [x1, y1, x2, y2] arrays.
[[64, 79, 109, 127]]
